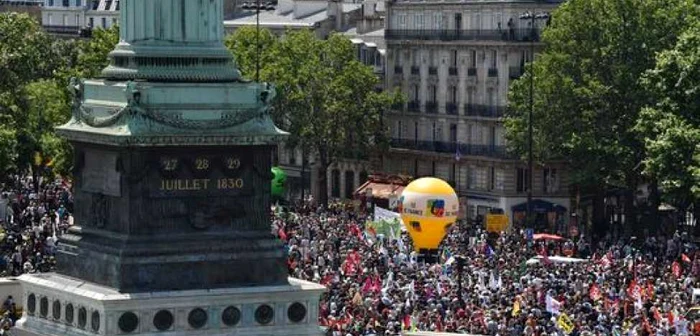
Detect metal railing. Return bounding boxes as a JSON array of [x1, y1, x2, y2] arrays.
[[425, 102, 438, 114], [467, 68, 477, 77], [509, 66, 524, 79], [407, 101, 420, 112], [390, 138, 513, 159], [464, 104, 506, 118], [446, 103, 458, 115], [410, 66, 420, 75], [488, 68, 498, 77], [394, 66, 403, 74], [386, 28, 541, 42], [449, 67, 458, 76], [428, 66, 438, 75], [43, 25, 81, 35]]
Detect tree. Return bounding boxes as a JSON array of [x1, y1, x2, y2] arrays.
[[505, 0, 699, 235], [635, 22, 700, 224], [226, 28, 401, 205], [75, 25, 120, 78]]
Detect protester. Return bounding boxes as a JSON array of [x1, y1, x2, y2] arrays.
[[275, 202, 699, 336], [0, 175, 72, 278]]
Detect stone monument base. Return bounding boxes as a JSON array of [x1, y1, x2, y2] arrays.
[[14, 273, 325, 336]]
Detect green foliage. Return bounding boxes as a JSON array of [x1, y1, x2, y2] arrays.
[[0, 14, 118, 178], [635, 22, 700, 211], [76, 25, 119, 78], [506, 0, 699, 192], [226, 28, 401, 204]]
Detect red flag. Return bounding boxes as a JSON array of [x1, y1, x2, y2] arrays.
[[402, 315, 411, 330], [627, 279, 641, 300], [653, 308, 662, 323], [646, 282, 655, 301], [589, 283, 602, 302], [277, 227, 288, 241], [668, 311, 675, 325], [682, 253, 691, 263], [672, 261, 682, 278]]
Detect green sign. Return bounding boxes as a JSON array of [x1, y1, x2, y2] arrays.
[[271, 167, 287, 197]]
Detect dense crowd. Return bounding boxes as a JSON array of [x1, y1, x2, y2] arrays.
[[274, 202, 700, 336], [0, 176, 73, 327]]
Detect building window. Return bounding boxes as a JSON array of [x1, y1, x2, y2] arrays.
[[468, 166, 476, 190], [91, 0, 99, 10], [397, 121, 402, 138], [489, 167, 495, 191], [491, 50, 497, 68], [101, 17, 106, 28], [450, 86, 457, 104], [63, 0, 69, 6], [471, 50, 477, 68], [115, 0, 120, 10], [331, 170, 341, 198], [89, 17, 94, 27], [495, 169, 505, 191], [429, 85, 436, 103], [414, 122, 419, 141], [516, 168, 529, 193], [431, 122, 436, 141], [398, 14, 406, 28], [451, 50, 458, 67], [544, 168, 559, 193], [112, 18, 117, 25], [49, 0, 54, 6], [76, 0, 81, 6], [76, 14, 80, 26], [415, 14, 424, 29], [476, 167, 487, 190]]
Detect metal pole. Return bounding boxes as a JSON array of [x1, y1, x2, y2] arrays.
[[526, 14, 534, 230], [255, 0, 261, 82], [301, 148, 306, 202]]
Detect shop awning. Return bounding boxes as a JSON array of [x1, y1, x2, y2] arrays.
[[354, 180, 404, 199], [511, 199, 567, 213]]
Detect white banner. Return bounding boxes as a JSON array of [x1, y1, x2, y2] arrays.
[[374, 206, 401, 222]]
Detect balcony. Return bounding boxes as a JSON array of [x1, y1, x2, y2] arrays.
[[407, 101, 421, 112], [385, 28, 541, 42], [410, 66, 420, 75], [43, 25, 81, 35], [488, 68, 498, 77], [467, 68, 477, 77], [464, 104, 506, 118], [394, 66, 403, 74], [425, 101, 438, 114], [390, 138, 513, 159], [509, 66, 524, 79], [428, 66, 438, 75], [449, 67, 458, 76], [391, 102, 404, 111], [446, 103, 458, 115]]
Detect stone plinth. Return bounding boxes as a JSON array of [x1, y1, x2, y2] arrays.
[[14, 273, 325, 336]]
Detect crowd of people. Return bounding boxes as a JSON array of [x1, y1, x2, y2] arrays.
[[274, 202, 700, 336], [0, 176, 73, 327]]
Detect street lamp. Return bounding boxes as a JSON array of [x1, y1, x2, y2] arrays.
[[519, 11, 549, 230]]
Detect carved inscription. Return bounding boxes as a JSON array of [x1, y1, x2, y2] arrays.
[[150, 152, 251, 198]]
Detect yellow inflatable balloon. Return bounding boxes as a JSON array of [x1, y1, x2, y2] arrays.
[[399, 177, 459, 252]]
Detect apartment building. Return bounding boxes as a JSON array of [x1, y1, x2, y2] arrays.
[[383, 0, 570, 231]]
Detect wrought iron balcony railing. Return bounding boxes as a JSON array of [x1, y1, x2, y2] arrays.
[[449, 67, 458, 76], [43, 25, 81, 35], [428, 66, 438, 75], [410, 66, 420, 75], [464, 104, 506, 118], [488, 68, 498, 77], [390, 138, 513, 159], [467, 68, 477, 77], [386, 28, 541, 42], [446, 103, 458, 115], [407, 101, 421, 112], [425, 101, 438, 114]]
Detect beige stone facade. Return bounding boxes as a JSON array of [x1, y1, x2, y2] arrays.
[[383, 0, 571, 231]]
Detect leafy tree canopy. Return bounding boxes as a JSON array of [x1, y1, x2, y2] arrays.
[[226, 28, 402, 204]]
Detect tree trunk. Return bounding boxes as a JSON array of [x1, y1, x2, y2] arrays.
[[647, 180, 661, 235], [623, 175, 638, 238], [592, 186, 607, 243], [316, 162, 330, 207]]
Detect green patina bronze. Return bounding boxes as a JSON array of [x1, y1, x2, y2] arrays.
[[55, 0, 290, 292], [58, 0, 286, 147]]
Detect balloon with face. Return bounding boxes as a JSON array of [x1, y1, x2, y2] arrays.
[[271, 167, 287, 198], [399, 177, 459, 252]]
